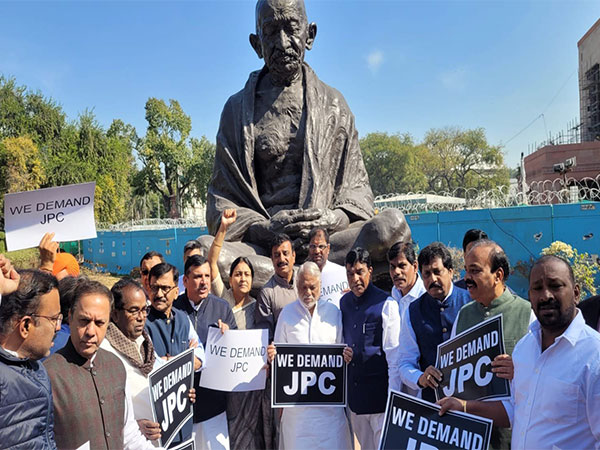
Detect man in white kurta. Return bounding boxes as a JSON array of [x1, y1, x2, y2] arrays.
[[271, 262, 352, 449]]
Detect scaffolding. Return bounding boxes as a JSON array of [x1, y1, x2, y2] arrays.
[[581, 63, 600, 142]]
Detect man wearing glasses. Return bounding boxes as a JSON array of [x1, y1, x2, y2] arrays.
[[0, 269, 59, 448], [144, 262, 205, 444], [307, 227, 348, 308], [101, 278, 173, 443]]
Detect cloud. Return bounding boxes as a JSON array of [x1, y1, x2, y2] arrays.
[[367, 49, 384, 74], [439, 67, 467, 92]]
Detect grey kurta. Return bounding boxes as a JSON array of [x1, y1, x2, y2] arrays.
[[207, 63, 374, 240]]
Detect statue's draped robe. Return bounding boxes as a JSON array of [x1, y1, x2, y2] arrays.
[[207, 63, 374, 240]]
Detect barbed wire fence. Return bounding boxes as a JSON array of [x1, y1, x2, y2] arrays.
[[97, 175, 600, 230], [374, 174, 600, 215]]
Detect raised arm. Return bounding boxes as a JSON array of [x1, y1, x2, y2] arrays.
[[208, 209, 237, 290]]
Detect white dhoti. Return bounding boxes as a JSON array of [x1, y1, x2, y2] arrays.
[[279, 406, 352, 450]]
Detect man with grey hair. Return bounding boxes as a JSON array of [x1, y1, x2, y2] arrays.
[[267, 261, 353, 449]]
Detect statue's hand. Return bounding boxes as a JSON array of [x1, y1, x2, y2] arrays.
[[281, 208, 349, 239]]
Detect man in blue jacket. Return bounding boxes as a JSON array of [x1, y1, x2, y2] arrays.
[[174, 254, 237, 450], [340, 248, 401, 450], [0, 269, 61, 449], [398, 242, 471, 403]]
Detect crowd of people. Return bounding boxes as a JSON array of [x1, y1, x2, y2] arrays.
[[0, 213, 599, 450]]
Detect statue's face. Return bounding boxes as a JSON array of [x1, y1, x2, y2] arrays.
[[255, 0, 312, 84]]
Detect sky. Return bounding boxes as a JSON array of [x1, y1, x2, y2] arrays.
[[1, 0, 599, 169]]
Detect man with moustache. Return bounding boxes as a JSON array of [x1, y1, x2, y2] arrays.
[[255, 233, 298, 340], [100, 278, 169, 442], [44, 279, 156, 449], [450, 240, 533, 450], [174, 254, 236, 450], [0, 270, 58, 449], [387, 241, 426, 319], [454, 229, 488, 290], [307, 227, 348, 308], [268, 262, 353, 448], [439, 255, 600, 449], [340, 247, 401, 449], [144, 263, 205, 443], [397, 242, 471, 403]]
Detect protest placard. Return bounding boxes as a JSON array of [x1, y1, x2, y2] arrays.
[[319, 265, 349, 307], [379, 391, 493, 450], [3, 182, 97, 251], [271, 343, 347, 407], [169, 438, 195, 450], [435, 315, 510, 401], [199, 328, 268, 392], [148, 349, 195, 449]]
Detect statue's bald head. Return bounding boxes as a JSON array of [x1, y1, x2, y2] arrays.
[[255, 0, 308, 34]]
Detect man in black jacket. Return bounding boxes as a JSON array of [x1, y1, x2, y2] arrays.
[[0, 269, 59, 449], [174, 254, 237, 450]]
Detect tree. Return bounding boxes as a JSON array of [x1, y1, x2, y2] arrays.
[[0, 136, 46, 193], [137, 98, 215, 218], [42, 112, 136, 224], [360, 132, 427, 196], [0, 76, 66, 152], [0, 136, 46, 227], [420, 127, 509, 192]]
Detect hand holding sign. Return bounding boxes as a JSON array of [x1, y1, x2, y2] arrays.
[[342, 346, 353, 364], [38, 232, 59, 273], [491, 354, 513, 380], [418, 365, 442, 389], [267, 342, 276, 363], [137, 419, 161, 441]]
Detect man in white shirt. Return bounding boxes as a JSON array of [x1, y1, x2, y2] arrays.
[[269, 261, 353, 449], [439, 255, 600, 449], [307, 227, 348, 308], [387, 241, 425, 319], [100, 278, 200, 444]]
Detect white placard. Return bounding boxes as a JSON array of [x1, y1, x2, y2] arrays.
[[199, 328, 268, 392], [319, 261, 349, 308], [3, 182, 96, 251]]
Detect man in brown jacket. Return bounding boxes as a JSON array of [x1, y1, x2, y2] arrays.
[[44, 279, 157, 450]]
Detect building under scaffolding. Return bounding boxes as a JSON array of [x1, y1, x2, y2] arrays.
[[579, 18, 600, 142]]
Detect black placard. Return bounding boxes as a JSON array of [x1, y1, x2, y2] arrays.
[[148, 348, 195, 448], [435, 315, 510, 401], [379, 391, 493, 450], [169, 438, 195, 450], [271, 343, 347, 407]]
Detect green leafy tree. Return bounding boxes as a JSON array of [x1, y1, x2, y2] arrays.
[[0, 136, 46, 227], [420, 127, 509, 192], [360, 132, 427, 196], [137, 98, 215, 218]]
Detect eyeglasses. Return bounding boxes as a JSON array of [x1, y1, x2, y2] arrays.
[[122, 305, 150, 317], [149, 284, 177, 295], [309, 244, 328, 251], [141, 269, 150, 276], [31, 313, 63, 328]]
